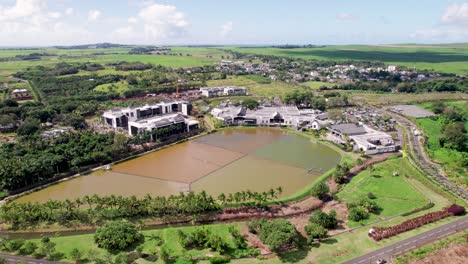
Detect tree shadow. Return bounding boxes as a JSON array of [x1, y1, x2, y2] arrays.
[[321, 238, 338, 245], [277, 233, 310, 263]]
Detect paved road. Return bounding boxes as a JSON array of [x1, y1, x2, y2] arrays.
[[342, 216, 468, 264], [0, 254, 68, 264], [386, 110, 467, 201]]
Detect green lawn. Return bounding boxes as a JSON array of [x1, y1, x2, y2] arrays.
[[94, 80, 130, 96], [302, 81, 339, 90], [337, 157, 428, 226], [224, 44, 468, 75]]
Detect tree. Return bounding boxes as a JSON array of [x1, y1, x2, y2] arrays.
[[432, 102, 446, 114], [305, 223, 327, 243], [440, 122, 467, 151], [310, 182, 330, 199], [348, 207, 369, 222], [241, 98, 259, 110], [256, 219, 298, 252], [0, 257, 6, 264], [16, 118, 40, 136], [94, 220, 143, 251], [70, 248, 83, 263], [309, 210, 337, 229]]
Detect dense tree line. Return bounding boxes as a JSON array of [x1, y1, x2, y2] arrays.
[[283, 90, 327, 110], [0, 188, 282, 229], [341, 78, 468, 93], [0, 131, 129, 191]]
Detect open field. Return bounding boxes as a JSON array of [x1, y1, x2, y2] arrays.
[[347, 91, 468, 106], [207, 75, 306, 97], [302, 81, 339, 90], [337, 157, 429, 226], [225, 44, 468, 75], [94, 80, 130, 96]]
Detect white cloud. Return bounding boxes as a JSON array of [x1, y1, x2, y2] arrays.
[[220, 21, 233, 37], [88, 9, 102, 21], [113, 3, 189, 44], [0, 0, 90, 46], [336, 13, 359, 21], [128, 16, 138, 24], [411, 3, 468, 43], [48, 11, 61, 19], [441, 3, 468, 26], [65, 8, 74, 16]]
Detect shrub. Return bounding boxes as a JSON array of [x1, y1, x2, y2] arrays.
[[19, 241, 38, 255], [348, 207, 369, 222], [310, 182, 330, 199], [4, 239, 25, 252], [94, 220, 143, 251], [209, 256, 231, 264], [69, 248, 83, 262]]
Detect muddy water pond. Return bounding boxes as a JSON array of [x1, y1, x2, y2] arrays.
[[15, 128, 341, 203]]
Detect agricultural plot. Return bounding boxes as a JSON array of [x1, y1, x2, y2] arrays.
[[303, 81, 339, 90], [206, 75, 307, 97], [225, 44, 468, 75]]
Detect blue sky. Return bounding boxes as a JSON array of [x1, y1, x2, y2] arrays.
[[1, 0, 467, 46]]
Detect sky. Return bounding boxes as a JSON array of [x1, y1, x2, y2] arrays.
[[0, 0, 468, 46]]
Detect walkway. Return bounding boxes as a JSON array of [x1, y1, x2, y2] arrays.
[[342, 216, 468, 264]]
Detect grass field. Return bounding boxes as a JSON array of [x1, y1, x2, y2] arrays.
[[94, 80, 130, 96], [302, 81, 339, 90], [25, 223, 240, 262], [206, 75, 306, 97], [224, 44, 468, 75], [337, 157, 428, 226], [347, 91, 468, 106]]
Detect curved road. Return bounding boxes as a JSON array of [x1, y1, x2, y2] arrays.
[[342, 216, 468, 264], [386, 110, 467, 201]]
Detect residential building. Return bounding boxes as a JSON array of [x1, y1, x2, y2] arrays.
[[200, 86, 247, 97], [11, 89, 31, 99]]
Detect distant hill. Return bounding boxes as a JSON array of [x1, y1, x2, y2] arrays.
[[52, 43, 130, 50]]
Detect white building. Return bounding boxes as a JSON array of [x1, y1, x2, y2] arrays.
[[210, 105, 330, 129], [200, 86, 247, 97], [327, 123, 397, 155], [102, 101, 198, 136]]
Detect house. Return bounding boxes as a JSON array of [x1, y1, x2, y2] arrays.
[[11, 89, 31, 99], [200, 86, 247, 97], [128, 113, 199, 136]]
